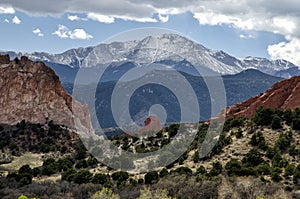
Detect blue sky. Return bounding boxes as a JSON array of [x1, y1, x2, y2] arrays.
[[0, 1, 299, 65]]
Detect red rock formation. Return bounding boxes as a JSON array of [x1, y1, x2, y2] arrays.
[[0, 55, 92, 132], [226, 76, 300, 119], [0, 54, 9, 65], [138, 115, 162, 135]]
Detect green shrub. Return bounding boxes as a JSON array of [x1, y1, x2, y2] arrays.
[[73, 170, 92, 184], [138, 178, 144, 184], [249, 131, 267, 150], [283, 109, 293, 125], [192, 150, 200, 163], [209, 161, 222, 176], [288, 145, 299, 157], [18, 164, 32, 175], [92, 173, 109, 185], [239, 167, 258, 176], [61, 169, 77, 182], [57, 156, 75, 172], [129, 178, 137, 186], [145, 171, 159, 184], [271, 152, 288, 168], [271, 115, 282, 129], [75, 159, 88, 169], [42, 158, 58, 176], [137, 187, 173, 199], [173, 166, 192, 175], [275, 131, 292, 152], [253, 107, 274, 126], [266, 147, 279, 159], [168, 123, 179, 137], [230, 118, 245, 128], [159, 168, 169, 178], [271, 167, 282, 182], [242, 148, 263, 167], [292, 118, 300, 130], [32, 167, 41, 177], [293, 165, 300, 184], [74, 149, 87, 160], [235, 128, 243, 139], [225, 158, 242, 176], [18, 173, 32, 187], [112, 171, 129, 182], [284, 164, 295, 178], [256, 163, 271, 175], [87, 157, 98, 168], [135, 144, 148, 153], [91, 187, 120, 199], [196, 165, 207, 175], [18, 195, 29, 199]]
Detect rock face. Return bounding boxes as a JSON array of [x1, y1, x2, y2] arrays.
[[226, 76, 300, 118], [138, 116, 162, 135], [0, 55, 92, 132]]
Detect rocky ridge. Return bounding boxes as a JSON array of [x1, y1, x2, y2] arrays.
[[226, 76, 300, 118], [1, 34, 299, 78], [0, 55, 92, 132]]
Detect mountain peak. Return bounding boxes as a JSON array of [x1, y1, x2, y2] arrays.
[[1, 34, 299, 78]]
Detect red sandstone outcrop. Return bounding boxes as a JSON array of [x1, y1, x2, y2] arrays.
[[138, 115, 162, 135], [226, 76, 300, 119], [0, 55, 92, 132]]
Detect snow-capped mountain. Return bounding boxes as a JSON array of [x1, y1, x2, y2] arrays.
[[1, 34, 299, 78], [0, 47, 93, 68], [240, 57, 296, 75]]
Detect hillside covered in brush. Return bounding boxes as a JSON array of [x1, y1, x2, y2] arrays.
[[1, 107, 300, 198]]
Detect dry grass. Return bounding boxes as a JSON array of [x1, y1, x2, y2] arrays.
[[218, 176, 292, 199], [0, 152, 44, 172], [179, 122, 300, 173]]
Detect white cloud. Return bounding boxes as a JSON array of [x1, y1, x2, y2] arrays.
[[115, 15, 157, 23], [67, 15, 88, 21], [2, 0, 300, 65], [190, 1, 300, 65], [0, 6, 15, 14], [239, 34, 254, 39], [268, 38, 300, 67], [68, 15, 80, 21], [33, 28, 44, 36], [53, 25, 69, 38], [87, 12, 157, 23], [12, 15, 21, 24], [69, 29, 93, 40], [52, 25, 93, 40], [158, 14, 169, 23], [87, 13, 114, 24]]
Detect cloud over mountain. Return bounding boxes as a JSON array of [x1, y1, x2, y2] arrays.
[[52, 25, 93, 40], [1, 0, 300, 64], [0, 5, 15, 14]]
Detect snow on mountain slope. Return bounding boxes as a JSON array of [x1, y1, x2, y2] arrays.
[[0, 34, 298, 76], [240, 57, 296, 74], [81, 34, 244, 74]]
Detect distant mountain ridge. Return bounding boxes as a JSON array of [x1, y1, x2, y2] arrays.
[[68, 68, 282, 128], [1, 34, 299, 81]]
